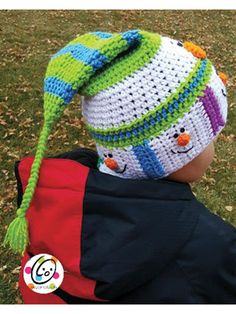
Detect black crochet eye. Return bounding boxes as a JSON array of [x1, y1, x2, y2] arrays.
[[177, 41, 183, 47], [173, 133, 179, 139], [103, 153, 107, 158], [180, 127, 185, 133], [221, 89, 227, 97], [108, 153, 113, 158]]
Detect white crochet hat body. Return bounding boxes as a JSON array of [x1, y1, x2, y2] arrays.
[[81, 33, 228, 179]]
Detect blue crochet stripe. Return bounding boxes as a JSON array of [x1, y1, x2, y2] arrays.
[[132, 140, 165, 178], [90, 31, 113, 39], [90, 30, 142, 44], [90, 59, 208, 143], [51, 44, 108, 72], [121, 29, 142, 45], [44, 76, 77, 104]]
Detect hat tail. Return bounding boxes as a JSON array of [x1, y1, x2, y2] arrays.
[[3, 120, 51, 255], [3, 30, 146, 255]]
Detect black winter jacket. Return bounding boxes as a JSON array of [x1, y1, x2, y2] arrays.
[[17, 148, 236, 304]]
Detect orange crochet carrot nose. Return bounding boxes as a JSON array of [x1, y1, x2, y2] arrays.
[[183, 42, 207, 59], [177, 133, 191, 146], [104, 158, 118, 170]]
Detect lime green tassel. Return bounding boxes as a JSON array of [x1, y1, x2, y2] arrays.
[[3, 120, 53, 255], [3, 216, 29, 255]]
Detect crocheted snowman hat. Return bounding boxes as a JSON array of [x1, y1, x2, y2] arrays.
[[81, 34, 228, 179], [4, 29, 228, 254]]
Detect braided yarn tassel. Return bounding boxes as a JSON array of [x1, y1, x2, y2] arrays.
[[3, 120, 51, 255]]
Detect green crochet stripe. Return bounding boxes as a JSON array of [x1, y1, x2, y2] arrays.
[[43, 92, 65, 119], [86, 59, 213, 149], [70, 32, 131, 62], [69, 32, 120, 49], [45, 54, 94, 89], [80, 31, 161, 96]]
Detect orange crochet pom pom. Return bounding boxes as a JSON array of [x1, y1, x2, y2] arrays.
[[183, 42, 207, 59], [218, 72, 228, 86]]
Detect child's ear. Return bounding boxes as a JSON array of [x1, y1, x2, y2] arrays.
[[218, 72, 228, 86]]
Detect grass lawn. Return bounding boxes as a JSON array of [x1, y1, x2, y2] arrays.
[[0, 10, 235, 304]]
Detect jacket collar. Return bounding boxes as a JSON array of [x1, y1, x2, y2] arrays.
[[53, 147, 195, 202]]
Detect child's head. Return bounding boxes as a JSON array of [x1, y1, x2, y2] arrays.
[[166, 140, 215, 183]]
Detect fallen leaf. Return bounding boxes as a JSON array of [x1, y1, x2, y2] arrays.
[[225, 206, 233, 212], [11, 266, 21, 274], [0, 265, 7, 272]]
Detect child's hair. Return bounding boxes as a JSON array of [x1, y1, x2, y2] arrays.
[[3, 29, 228, 255]]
